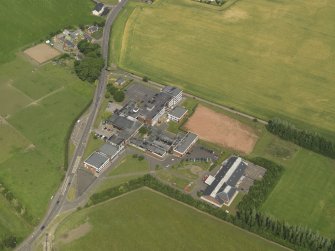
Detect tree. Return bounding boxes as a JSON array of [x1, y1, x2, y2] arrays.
[[113, 90, 125, 102], [74, 56, 104, 83], [139, 127, 149, 136]]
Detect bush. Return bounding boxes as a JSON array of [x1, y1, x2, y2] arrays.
[[142, 76, 149, 82]]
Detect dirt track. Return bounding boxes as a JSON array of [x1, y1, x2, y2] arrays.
[[185, 105, 258, 154]]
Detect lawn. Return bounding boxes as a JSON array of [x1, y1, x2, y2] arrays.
[[108, 155, 150, 176], [0, 0, 99, 64], [111, 0, 335, 138], [252, 132, 335, 237], [54, 189, 288, 251], [0, 56, 93, 240]]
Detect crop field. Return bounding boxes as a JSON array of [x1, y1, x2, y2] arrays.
[[0, 56, 93, 240], [252, 132, 335, 237], [54, 189, 288, 251], [111, 0, 335, 138], [0, 0, 98, 64]]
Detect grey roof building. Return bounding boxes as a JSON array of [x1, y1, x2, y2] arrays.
[[173, 132, 198, 156], [99, 143, 120, 158], [201, 156, 248, 207], [84, 152, 109, 173], [168, 106, 188, 122]]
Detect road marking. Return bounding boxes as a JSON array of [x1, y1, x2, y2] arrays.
[[61, 176, 69, 195], [72, 156, 81, 174]]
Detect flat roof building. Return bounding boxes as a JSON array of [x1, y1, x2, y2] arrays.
[[99, 143, 121, 159], [168, 106, 188, 122], [201, 156, 247, 207], [173, 132, 198, 157], [84, 152, 109, 174]]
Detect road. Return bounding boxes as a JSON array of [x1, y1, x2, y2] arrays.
[[16, 1, 128, 250]]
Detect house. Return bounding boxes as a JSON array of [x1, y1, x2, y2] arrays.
[[87, 25, 99, 34], [168, 106, 188, 122], [201, 156, 247, 207], [84, 152, 110, 174], [173, 132, 198, 157], [115, 77, 126, 86], [92, 3, 105, 16], [162, 86, 183, 108]]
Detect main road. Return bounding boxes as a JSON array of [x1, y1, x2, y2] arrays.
[[16, 1, 128, 250]]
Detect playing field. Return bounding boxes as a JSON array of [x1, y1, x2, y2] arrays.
[[0, 56, 93, 241], [0, 0, 99, 64], [185, 105, 258, 154], [54, 189, 288, 251], [111, 0, 335, 138], [252, 132, 335, 237]]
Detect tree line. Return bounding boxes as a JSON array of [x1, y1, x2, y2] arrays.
[[266, 118, 335, 159], [88, 170, 335, 251], [74, 40, 104, 83]]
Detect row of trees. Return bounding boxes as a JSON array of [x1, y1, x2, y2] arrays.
[[88, 173, 335, 251], [74, 40, 104, 83], [236, 209, 334, 251], [266, 118, 335, 158]]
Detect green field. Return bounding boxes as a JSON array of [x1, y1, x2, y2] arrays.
[[54, 189, 288, 251], [0, 56, 93, 240], [96, 155, 150, 192], [0, 0, 98, 64], [252, 132, 335, 237], [110, 0, 335, 137]]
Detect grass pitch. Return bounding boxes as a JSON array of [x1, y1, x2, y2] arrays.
[[111, 0, 335, 137], [54, 189, 288, 251], [0, 56, 93, 240]]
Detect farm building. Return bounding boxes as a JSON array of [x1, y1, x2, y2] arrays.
[[173, 132, 198, 157], [92, 3, 105, 16], [168, 106, 188, 122], [201, 156, 247, 207]]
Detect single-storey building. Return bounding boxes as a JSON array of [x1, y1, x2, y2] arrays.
[[173, 132, 198, 157], [201, 156, 247, 207], [168, 106, 188, 122], [92, 3, 105, 16]]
